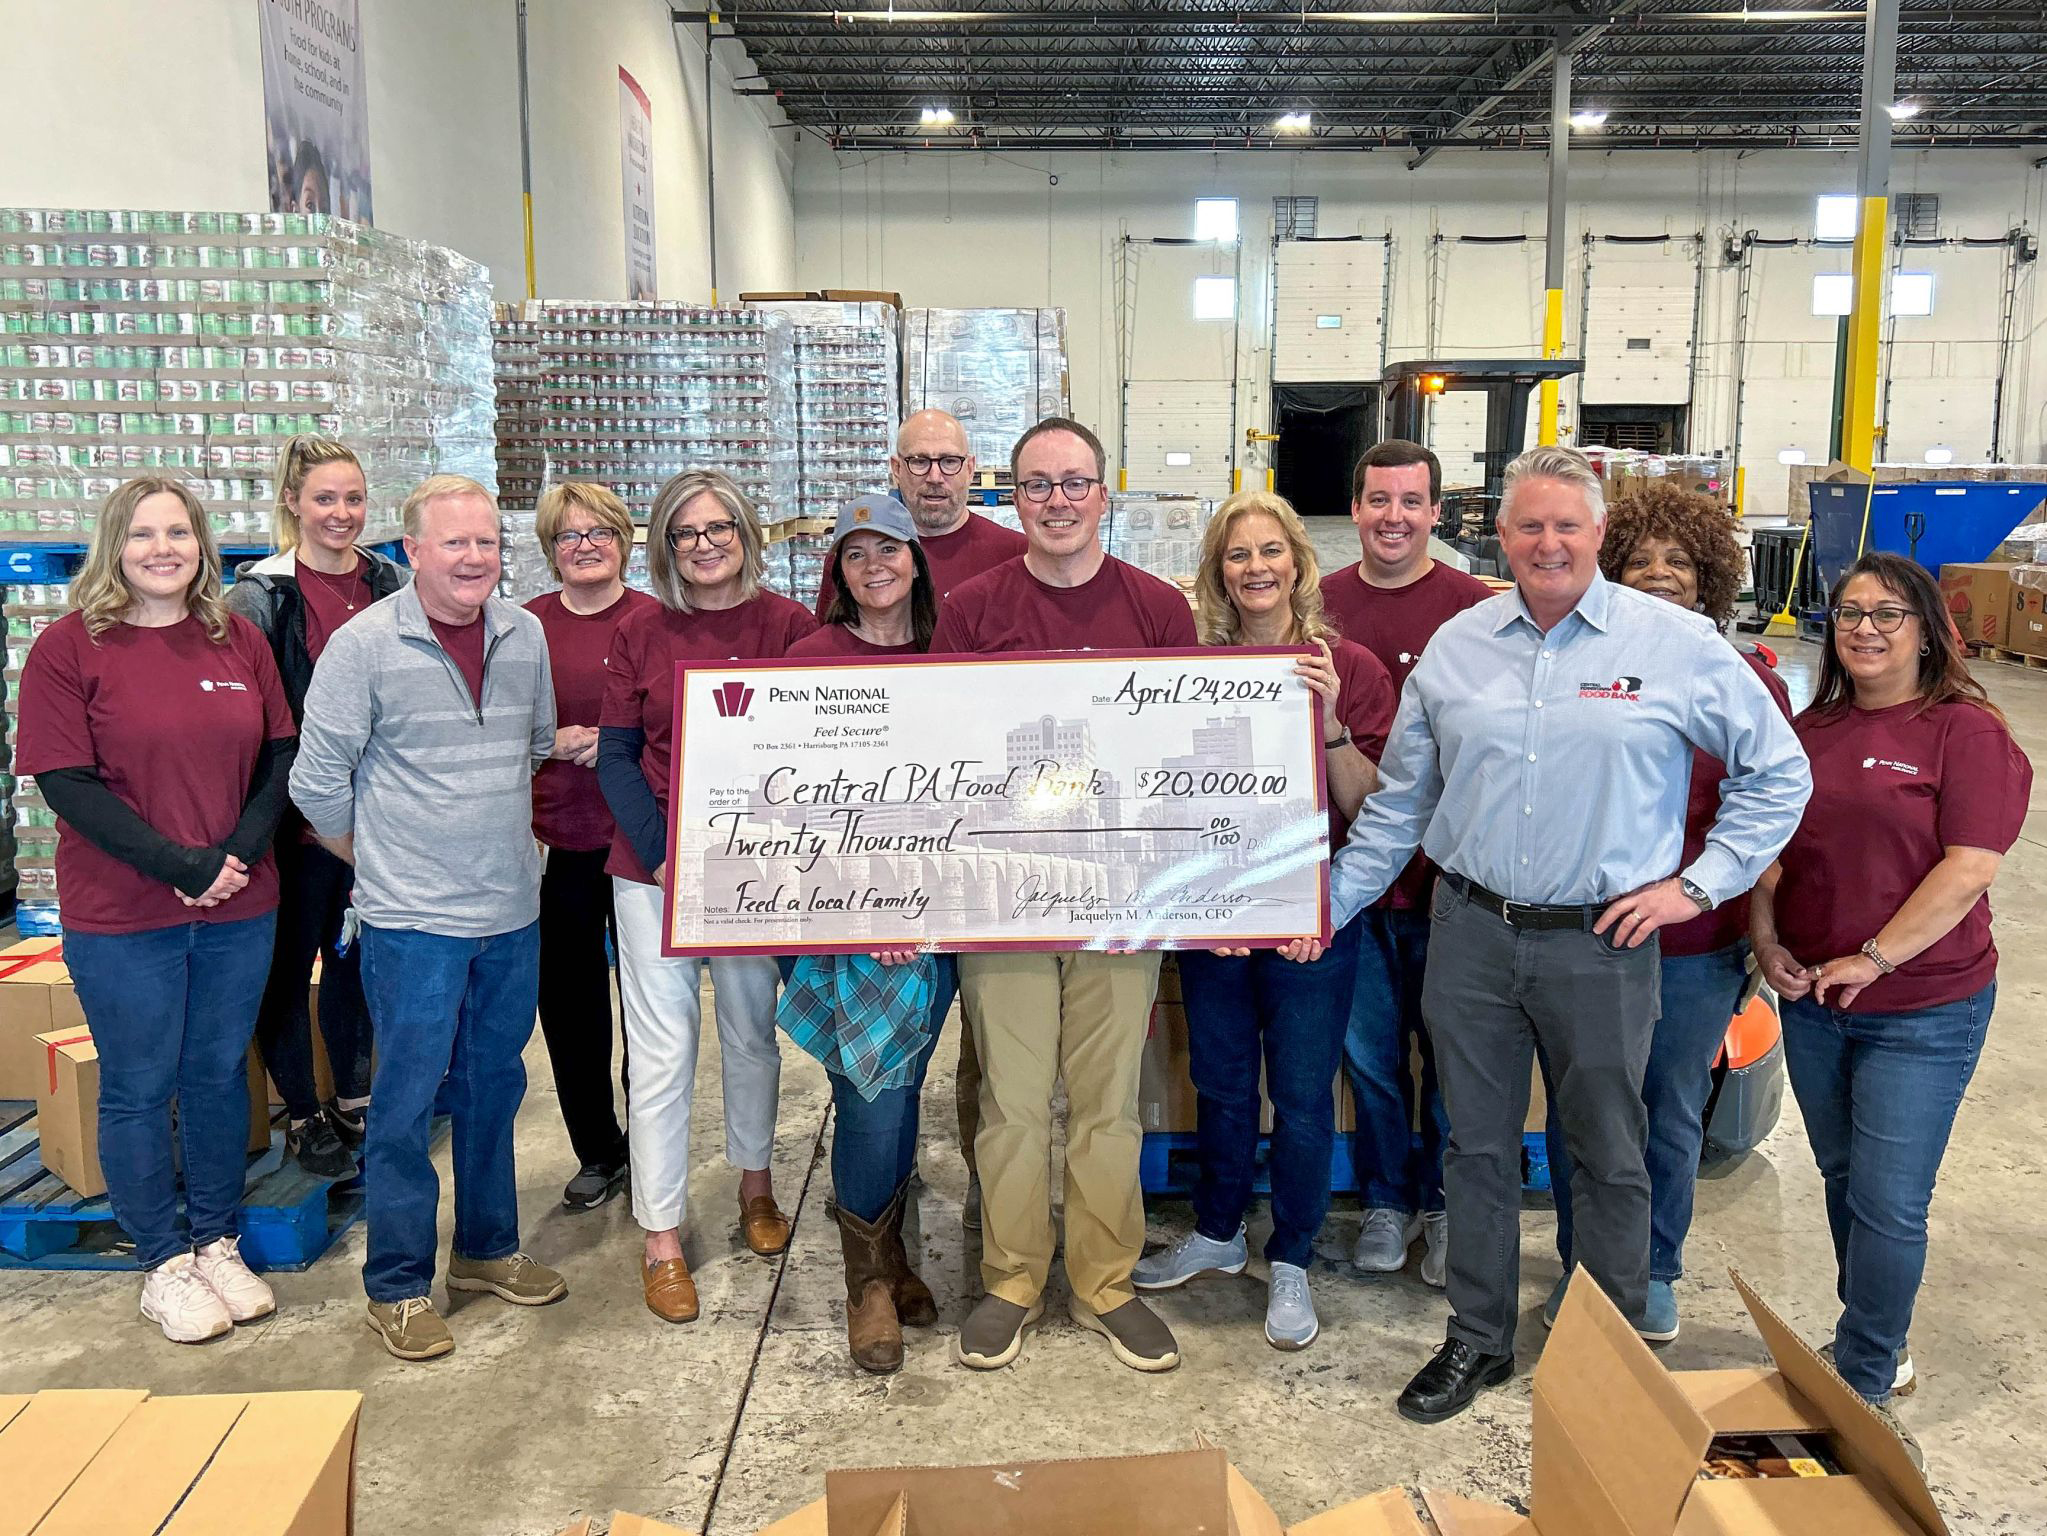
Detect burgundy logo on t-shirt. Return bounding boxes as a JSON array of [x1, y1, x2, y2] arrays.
[[712, 680, 754, 718], [1862, 756, 1921, 775], [1578, 674, 1643, 701], [198, 679, 249, 693]]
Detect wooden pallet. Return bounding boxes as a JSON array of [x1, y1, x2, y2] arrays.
[[1975, 645, 2047, 672], [0, 1099, 370, 1273], [1138, 1131, 1554, 1198]]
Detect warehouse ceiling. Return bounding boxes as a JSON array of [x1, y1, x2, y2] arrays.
[[675, 1, 2047, 155]]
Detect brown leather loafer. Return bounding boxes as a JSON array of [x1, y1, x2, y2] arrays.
[[740, 1195, 792, 1256], [643, 1256, 699, 1323]]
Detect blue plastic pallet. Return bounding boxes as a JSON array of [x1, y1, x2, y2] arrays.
[[1140, 1130, 1552, 1198], [0, 1098, 370, 1272]]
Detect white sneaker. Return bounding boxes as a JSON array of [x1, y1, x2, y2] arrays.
[[193, 1235, 276, 1323], [1132, 1226, 1248, 1291], [1265, 1262, 1319, 1350], [139, 1252, 233, 1344], [1352, 1208, 1422, 1273], [1419, 1211, 1449, 1289]]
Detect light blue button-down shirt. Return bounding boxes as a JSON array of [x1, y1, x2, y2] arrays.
[[1329, 571, 1812, 927]]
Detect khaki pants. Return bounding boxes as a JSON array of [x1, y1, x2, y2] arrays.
[[960, 949, 1161, 1314], [954, 1000, 981, 1179]]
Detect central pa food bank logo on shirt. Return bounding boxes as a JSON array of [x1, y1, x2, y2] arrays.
[[711, 681, 754, 718], [1863, 756, 1921, 775], [198, 679, 249, 693], [1578, 675, 1643, 701]]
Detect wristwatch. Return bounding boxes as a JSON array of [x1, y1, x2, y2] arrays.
[[1678, 877, 1713, 912], [1324, 728, 1351, 751]]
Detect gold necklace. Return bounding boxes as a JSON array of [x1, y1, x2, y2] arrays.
[[301, 557, 363, 610]]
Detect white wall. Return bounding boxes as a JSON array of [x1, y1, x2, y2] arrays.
[[0, 0, 796, 301], [793, 143, 2047, 513]]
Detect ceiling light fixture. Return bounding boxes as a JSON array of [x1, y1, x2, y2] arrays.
[[1569, 108, 1608, 129], [1274, 110, 1312, 132], [1885, 100, 1921, 120], [919, 105, 956, 126]]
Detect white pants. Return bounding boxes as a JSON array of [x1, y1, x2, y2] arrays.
[[612, 878, 782, 1231]]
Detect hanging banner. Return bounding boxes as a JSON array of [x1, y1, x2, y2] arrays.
[[619, 67, 657, 300], [259, 0, 374, 224]]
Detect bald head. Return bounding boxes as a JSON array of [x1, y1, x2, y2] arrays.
[[892, 409, 977, 535]]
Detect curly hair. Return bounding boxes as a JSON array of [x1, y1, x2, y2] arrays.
[[1598, 480, 1744, 624]]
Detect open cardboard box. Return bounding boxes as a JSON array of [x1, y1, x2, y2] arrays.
[[1424, 1270, 1947, 1536], [557, 1446, 1431, 1536], [0, 1388, 360, 1535], [0, 939, 83, 1100]]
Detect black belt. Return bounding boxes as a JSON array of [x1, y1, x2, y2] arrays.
[[1444, 874, 1605, 932]]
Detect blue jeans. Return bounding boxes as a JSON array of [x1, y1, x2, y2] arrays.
[[831, 957, 956, 1223], [64, 914, 277, 1270], [776, 955, 956, 1224], [1780, 982, 1993, 1403], [1344, 907, 1447, 1214], [1548, 941, 1750, 1283], [358, 921, 540, 1302], [1179, 918, 1361, 1268]]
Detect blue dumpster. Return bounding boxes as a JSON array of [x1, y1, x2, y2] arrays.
[[1809, 479, 2047, 595]]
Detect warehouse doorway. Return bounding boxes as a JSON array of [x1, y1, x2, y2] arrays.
[[1580, 403, 1690, 454], [1274, 384, 1376, 520]]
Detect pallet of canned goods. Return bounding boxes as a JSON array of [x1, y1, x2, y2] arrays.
[[0, 207, 497, 548]]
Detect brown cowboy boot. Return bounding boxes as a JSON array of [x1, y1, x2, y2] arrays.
[[882, 1181, 938, 1328], [835, 1201, 904, 1374]]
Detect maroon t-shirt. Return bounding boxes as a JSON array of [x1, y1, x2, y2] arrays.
[[930, 554, 1198, 655], [428, 615, 486, 707], [1327, 637, 1396, 855], [812, 512, 1028, 620], [1318, 558, 1495, 908], [296, 559, 372, 660], [1664, 646, 1795, 958], [786, 624, 922, 659], [599, 592, 819, 883], [527, 587, 658, 851], [17, 611, 296, 934], [1776, 698, 2032, 1012]]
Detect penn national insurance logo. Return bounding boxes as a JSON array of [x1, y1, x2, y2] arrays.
[[711, 680, 754, 719], [1579, 674, 1643, 701]]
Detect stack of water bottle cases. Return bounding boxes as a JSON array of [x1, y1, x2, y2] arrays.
[[0, 206, 498, 934]]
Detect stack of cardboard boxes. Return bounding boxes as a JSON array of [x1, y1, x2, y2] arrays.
[[1938, 560, 2047, 660], [0, 937, 324, 1200]]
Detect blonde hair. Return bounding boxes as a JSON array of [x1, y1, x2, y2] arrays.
[[1501, 444, 1607, 525], [1194, 490, 1333, 648], [71, 477, 232, 643], [646, 469, 766, 613], [401, 474, 497, 539], [535, 481, 636, 581], [271, 434, 364, 553]]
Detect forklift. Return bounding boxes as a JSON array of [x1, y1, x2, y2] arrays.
[[1380, 358, 1583, 576]]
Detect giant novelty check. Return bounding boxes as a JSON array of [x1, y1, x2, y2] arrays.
[[661, 649, 1332, 955]]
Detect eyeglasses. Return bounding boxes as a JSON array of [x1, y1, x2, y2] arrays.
[[552, 527, 620, 551], [900, 453, 967, 476], [1019, 475, 1103, 504], [668, 520, 739, 550], [1831, 604, 1912, 634]]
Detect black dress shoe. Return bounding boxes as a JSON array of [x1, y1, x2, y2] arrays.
[[1397, 1339, 1516, 1424]]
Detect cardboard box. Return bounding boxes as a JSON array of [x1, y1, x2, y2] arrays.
[[564, 1446, 1429, 1536], [247, 1047, 276, 1156], [0, 939, 83, 1100], [32, 1029, 102, 1198], [2008, 566, 2047, 658], [0, 1388, 360, 1535], [1940, 562, 2013, 648], [1422, 1270, 1948, 1536]]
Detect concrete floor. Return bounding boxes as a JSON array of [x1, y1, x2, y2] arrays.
[[3, 594, 2044, 1531]]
